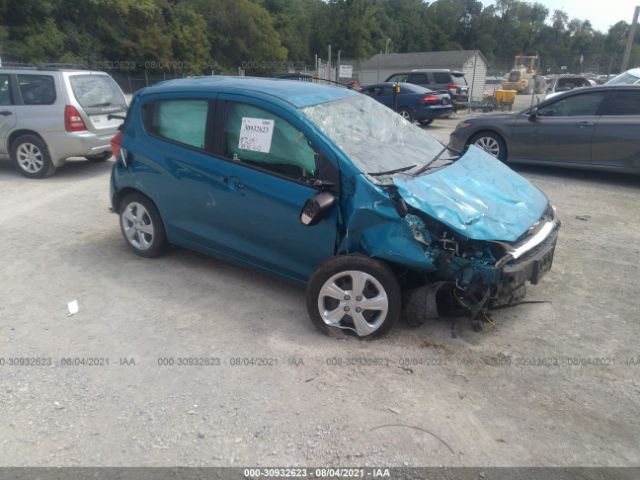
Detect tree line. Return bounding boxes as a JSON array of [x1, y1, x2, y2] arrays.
[[0, 0, 638, 76]]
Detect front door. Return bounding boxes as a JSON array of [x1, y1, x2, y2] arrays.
[[526, 91, 606, 165], [209, 99, 339, 281]]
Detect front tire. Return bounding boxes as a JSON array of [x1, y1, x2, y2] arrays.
[[11, 134, 56, 178], [119, 193, 168, 258], [469, 132, 507, 161], [306, 255, 401, 338]]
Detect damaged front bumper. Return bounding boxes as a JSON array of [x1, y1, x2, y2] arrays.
[[491, 205, 560, 302], [403, 205, 560, 324]]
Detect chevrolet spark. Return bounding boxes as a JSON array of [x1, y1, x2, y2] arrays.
[[110, 77, 560, 338]]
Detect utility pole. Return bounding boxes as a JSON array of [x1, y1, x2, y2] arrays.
[[621, 6, 640, 72]]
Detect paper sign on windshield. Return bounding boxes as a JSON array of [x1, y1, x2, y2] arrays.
[[239, 117, 274, 153]]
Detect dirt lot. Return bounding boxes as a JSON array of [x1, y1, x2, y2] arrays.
[[1, 111, 639, 468]]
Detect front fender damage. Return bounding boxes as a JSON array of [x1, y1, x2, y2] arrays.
[[337, 176, 557, 330]]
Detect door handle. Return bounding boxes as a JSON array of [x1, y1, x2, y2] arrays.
[[576, 121, 593, 128], [223, 176, 244, 191], [0, 110, 12, 116]]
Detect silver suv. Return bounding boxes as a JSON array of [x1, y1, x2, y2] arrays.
[[0, 67, 127, 178]]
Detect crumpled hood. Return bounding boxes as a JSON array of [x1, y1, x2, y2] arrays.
[[392, 146, 548, 242]]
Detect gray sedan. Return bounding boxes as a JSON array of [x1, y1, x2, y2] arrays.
[[449, 85, 640, 174]]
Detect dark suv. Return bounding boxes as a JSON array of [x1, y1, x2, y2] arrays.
[[386, 69, 468, 110]]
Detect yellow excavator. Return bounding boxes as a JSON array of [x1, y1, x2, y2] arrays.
[[502, 55, 545, 94]]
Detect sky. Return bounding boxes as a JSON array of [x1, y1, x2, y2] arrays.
[[480, 0, 638, 33]]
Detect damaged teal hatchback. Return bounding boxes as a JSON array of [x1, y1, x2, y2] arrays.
[[110, 77, 560, 338]]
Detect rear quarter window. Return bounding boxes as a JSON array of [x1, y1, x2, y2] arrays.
[[18, 75, 56, 105], [146, 99, 209, 150]]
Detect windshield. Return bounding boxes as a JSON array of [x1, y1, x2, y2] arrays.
[[69, 74, 127, 109], [606, 71, 640, 85], [301, 95, 443, 178]]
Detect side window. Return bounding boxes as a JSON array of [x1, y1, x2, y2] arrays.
[[224, 102, 317, 181], [0, 75, 11, 105], [363, 87, 382, 96], [17, 75, 56, 105], [387, 74, 408, 83], [149, 100, 209, 149], [600, 91, 640, 116], [407, 73, 428, 84], [538, 93, 605, 117], [433, 72, 451, 83]]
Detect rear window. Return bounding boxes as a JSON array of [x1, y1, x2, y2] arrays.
[[18, 75, 56, 105], [69, 75, 126, 109], [452, 74, 467, 86]]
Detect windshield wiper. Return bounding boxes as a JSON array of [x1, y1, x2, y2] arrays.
[[368, 164, 417, 177], [412, 144, 462, 177]]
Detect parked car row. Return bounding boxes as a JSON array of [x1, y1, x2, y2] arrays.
[[0, 66, 127, 177], [360, 82, 453, 125], [449, 85, 640, 174]]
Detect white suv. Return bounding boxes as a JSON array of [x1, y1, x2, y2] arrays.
[[0, 67, 127, 178]]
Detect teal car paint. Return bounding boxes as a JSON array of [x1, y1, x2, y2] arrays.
[[392, 146, 549, 242], [111, 76, 560, 336]]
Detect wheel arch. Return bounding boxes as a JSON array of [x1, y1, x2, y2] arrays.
[[7, 129, 47, 153]]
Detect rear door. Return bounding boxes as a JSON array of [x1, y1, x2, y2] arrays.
[[13, 73, 61, 144], [591, 89, 640, 170], [67, 74, 127, 135], [526, 91, 606, 164], [0, 74, 16, 154]]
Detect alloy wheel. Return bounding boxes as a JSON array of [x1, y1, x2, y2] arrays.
[[16, 143, 44, 173], [317, 270, 389, 336], [474, 136, 500, 157], [122, 202, 155, 251]]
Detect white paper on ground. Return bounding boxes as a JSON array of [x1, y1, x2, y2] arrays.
[[67, 300, 79, 316]]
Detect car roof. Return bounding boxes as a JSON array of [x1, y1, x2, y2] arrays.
[[140, 76, 359, 108]]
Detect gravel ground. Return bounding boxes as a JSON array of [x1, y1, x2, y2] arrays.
[[1, 109, 639, 467]]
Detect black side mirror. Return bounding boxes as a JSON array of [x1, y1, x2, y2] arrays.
[[300, 191, 335, 226], [528, 107, 539, 122]]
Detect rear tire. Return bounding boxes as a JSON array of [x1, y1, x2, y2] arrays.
[[11, 134, 56, 178], [118, 193, 168, 258], [397, 108, 414, 123], [306, 255, 401, 339]]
